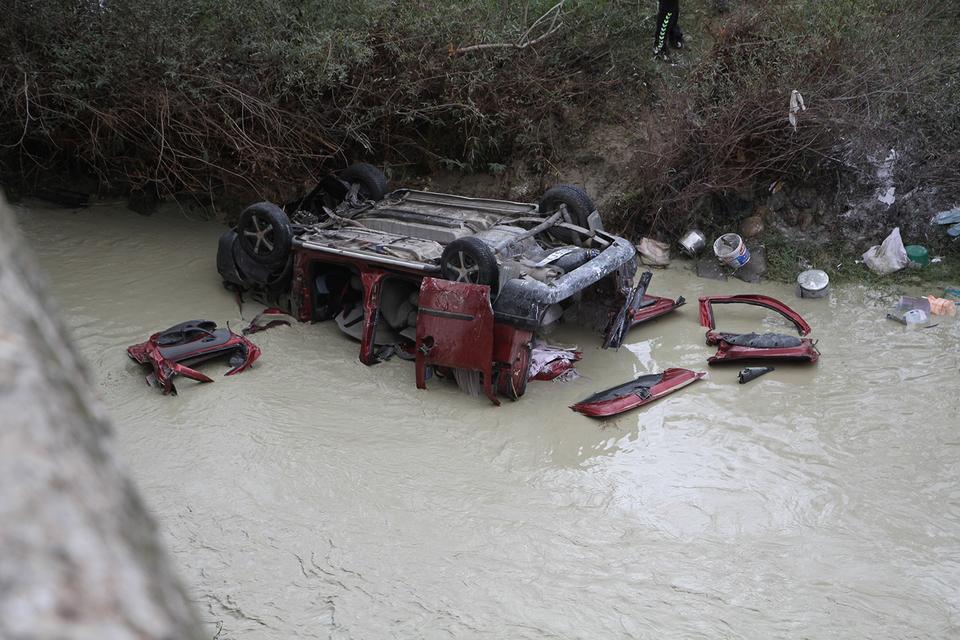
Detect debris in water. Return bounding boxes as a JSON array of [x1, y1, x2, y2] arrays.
[[243, 307, 297, 334], [530, 341, 582, 381], [738, 367, 774, 384], [571, 368, 705, 418]]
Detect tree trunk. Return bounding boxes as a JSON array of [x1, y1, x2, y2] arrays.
[[0, 196, 204, 639]]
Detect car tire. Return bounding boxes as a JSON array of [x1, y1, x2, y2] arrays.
[[440, 236, 499, 290], [498, 343, 531, 400], [538, 184, 597, 228], [237, 202, 292, 268], [341, 163, 389, 201]]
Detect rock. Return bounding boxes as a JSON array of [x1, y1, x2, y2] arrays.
[[767, 189, 789, 211], [740, 215, 764, 238], [790, 186, 818, 210], [754, 204, 772, 220], [696, 256, 727, 281], [733, 244, 767, 283]]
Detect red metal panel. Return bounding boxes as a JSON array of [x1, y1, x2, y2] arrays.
[[415, 277, 499, 405], [570, 368, 706, 418], [698, 294, 812, 335], [629, 294, 685, 328], [358, 269, 389, 365]]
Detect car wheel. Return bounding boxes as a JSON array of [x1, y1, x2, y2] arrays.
[[237, 202, 292, 268], [440, 236, 499, 290], [539, 184, 598, 229], [498, 343, 531, 400], [341, 163, 389, 201]]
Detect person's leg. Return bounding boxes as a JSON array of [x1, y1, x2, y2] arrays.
[[668, 0, 684, 48], [653, 0, 680, 54]]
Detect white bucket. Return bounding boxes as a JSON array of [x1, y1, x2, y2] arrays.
[[713, 233, 750, 269]]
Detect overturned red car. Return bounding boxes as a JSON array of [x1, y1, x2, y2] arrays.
[[216, 164, 682, 403]]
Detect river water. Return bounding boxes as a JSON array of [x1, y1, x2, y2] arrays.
[[16, 201, 960, 639]]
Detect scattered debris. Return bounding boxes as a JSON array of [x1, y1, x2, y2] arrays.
[[637, 237, 671, 266], [788, 89, 806, 131], [932, 206, 960, 237], [713, 232, 750, 269], [905, 245, 929, 267], [530, 341, 582, 381], [678, 229, 706, 256], [604, 271, 652, 349], [570, 368, 706, 418], [127, 320, 260, 394], [699, 294, 819, 364], [926, 296, 957, 317], [862, 227, 909, 275], [630, 293, 686, 328], [796, 269, 829, 298], [738, 366, 774, 384], [243, 307, 297, 334]]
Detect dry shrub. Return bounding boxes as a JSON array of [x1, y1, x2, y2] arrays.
[[616, 0, 960, 239]]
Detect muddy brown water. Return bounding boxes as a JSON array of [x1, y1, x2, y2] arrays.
[[16, 201, 960, 639]]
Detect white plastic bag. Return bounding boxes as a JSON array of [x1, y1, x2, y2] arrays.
[[862, 227, 909, 275], [637, 237, 670, 266]]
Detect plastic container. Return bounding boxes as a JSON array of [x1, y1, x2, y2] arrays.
[[905, 245, 929, 266], [903, 309, 928, 325], [713, 233, 750, 269]]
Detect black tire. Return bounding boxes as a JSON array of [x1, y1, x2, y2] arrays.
[[236, 202, 292, 268], [538, 184, 597, 229], [232, 235, 293, 292], [341, 163, 389, 201], [440, 236, 499, 290]]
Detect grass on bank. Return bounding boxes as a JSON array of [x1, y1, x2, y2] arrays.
[[762, 231, 960, 289]]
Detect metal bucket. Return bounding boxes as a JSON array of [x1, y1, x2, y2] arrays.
[[713, 233, 750, 268], [678, 229, 706, 257], [797, 269, 830, 298]]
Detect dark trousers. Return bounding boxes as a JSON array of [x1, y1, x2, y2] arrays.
[[654, 0, 682, 52]]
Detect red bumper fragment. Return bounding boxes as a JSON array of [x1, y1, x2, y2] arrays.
[[570, 368, 706, 417]]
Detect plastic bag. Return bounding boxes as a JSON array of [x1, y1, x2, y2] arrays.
[[637, 237, 670, 266], [862, 227, 909, 275]]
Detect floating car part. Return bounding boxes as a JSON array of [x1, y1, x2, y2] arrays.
[[243, 307, 297, 335], [529, 341, 582, 381], [698, 294, 819, 364], [127, 320, 260, 395], [604, 271, 653, 348], [738, 366, 774, 384], [571, 368, 706, 418], [629, 294, 686, 328]]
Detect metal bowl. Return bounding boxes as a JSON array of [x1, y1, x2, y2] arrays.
[[797, 269, 829, 298]]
